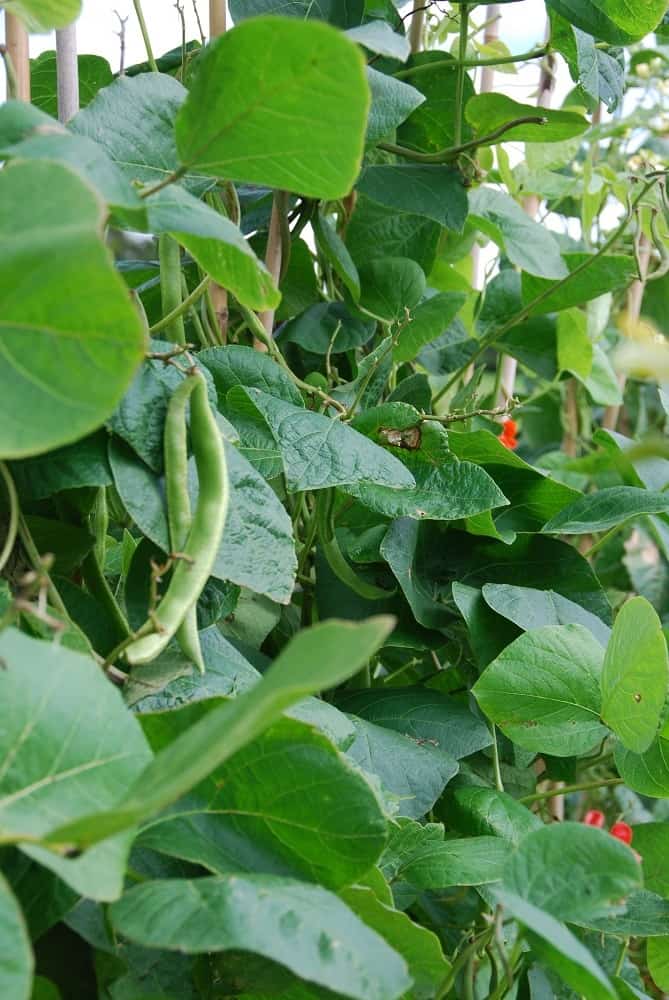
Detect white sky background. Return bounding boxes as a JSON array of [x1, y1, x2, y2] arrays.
[[0, 0, 567, 104]]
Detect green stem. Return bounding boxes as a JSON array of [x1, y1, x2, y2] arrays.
[[345, 332, 395, 419], [581, 523, 626, 559], [379, 115, 546, 164], [454, 4, 470, 148], [17, 514, 69, 619], [437, 928, 494, 1000], [0, 462, 19, 575], [237, 303, 347, 414], [150, 275, 210, 336], [393, 44, 549, 79], [614, 938, 629, 977], [132, 0, 158, 71], [81, 551, 132, 644], [158, 235, 186, 345], [490, 725, 504, 793], [520, 777, 623, 805], [433, 176, 658, 403], [0, 45, 19, 100]]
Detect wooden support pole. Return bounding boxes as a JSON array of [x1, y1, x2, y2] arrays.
[[56, 23, 79, 122], [4, 12, 30, 102]]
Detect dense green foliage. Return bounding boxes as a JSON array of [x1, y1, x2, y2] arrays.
[[1, 0, 669, 997]]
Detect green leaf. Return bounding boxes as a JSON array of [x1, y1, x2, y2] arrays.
[[138, 715, 387, 888], [543, 487, 669, 534], [574, 890, 669, 938], [557, 307, 593, 378], [400, 836, 512, 888], [345, 194, 441, 274], [494, 890, 617, 1000], [0, 127, 145, 224], [522, 253, 637, 314], [46, 617, 394, 847], [466, 93, 588, 143], [71, 74, 211, 193], [649, 936, 669, 991], [546, 0, 667, 44], [229, 0, 363, 26], [228, 388, 416, 493], [380, 518, 450, 630], [358, 258, 426, 322], [346, 22, 410, 61], [601, 597, 668, 753], [442, 787, 541, 845], [145, 186, 279, 311], [584, 343, 624, 405], [1, 0, 80, 30], [176, 19, 369, 199], [9, 431, 112, 501], [199, 345, 304, 409], [337, 687, 492, 761], [366, 68, 424, 146], [280, 302, 374, 355], [631, 823, 669, 899], [110, 874, 411, 1000], [0, 872, 33, 1000], [395, 292, 467, 363], [473, 625, 608, 756], [615, 735, 669, 798], [0, 160, 144, 459], [481, 583, 611, 646], [345, 716, 458, 820], [397, 52, 474, 154], [502, 822, 642, 922], [31, 50, 113, 117], [573, 27, 625, 112], [356, 165, 467, 231], [339, 885, 450, 999], [468, 187, 567, 280], [0, 629, 152, 899]]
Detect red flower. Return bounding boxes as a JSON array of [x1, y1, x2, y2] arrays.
[[610, 821, 633, 846], [583, 809, 606, 828], [499, 418, 518, 450]]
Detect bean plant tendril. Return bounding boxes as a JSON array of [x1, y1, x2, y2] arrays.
[[1, 1, 669, 998]]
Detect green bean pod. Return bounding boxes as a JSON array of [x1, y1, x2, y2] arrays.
[[316, 490, 392, 601], [163, 374, 205, 674], [158, 234, 186, 346], [125, 371, 228, 665]]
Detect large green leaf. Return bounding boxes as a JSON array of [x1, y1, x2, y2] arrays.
[[358, 258, 426, 322], [230, 0, 363, 26], [466, 94, 588, 143], [543, 487, 669, 534], [199, 345, 304, 409], [0, 629, 152, 899], [0, 873, 33, 1000], [365, 68, 425, 146], [615, 735, 669, 798], [9, 431, 111, 501], [397, 52, 474, 153], [346, 22, 409, 60], [345, 194, 441, 274], [345, 717, 458, 820], [400, 836, 512, 888], [494, 891, 617, 1000], [71, 74, 211, 193], [46, 618, 394, 847], [522, 253, 637, 314], [442, 787, 541, 846], [138, 715, 387, 888], [547, 0, 667, 44], [380, 518, 450, 630], [648, 936, 669, 991], [356, 165, 467, 231], [337, 687, 491, 761], [395, 292, 467, 363], [601, 597, 668, 753], [339, 885, 450, 999], [468, 187, 567, 280], [1, 0, 80, 30], [631, 823, 669, 899], [481, 583, 611, 646], [228, 388, 415, 493], [502, 823, 642, 922], [0, 160, 144, 459], [176, 19, 369, 199], [31, 50, 113, 118], [473, 625, 608, 756], [110, 874, 411, 1000], [575, 890, 669, 938], [145, 186, 280, 311]]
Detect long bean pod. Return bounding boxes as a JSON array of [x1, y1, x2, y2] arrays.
[[125, 370, 228, 665]]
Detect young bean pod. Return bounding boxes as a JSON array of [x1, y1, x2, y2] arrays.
[[163, 373, 205, 673], [124, 370, 228, 665]]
